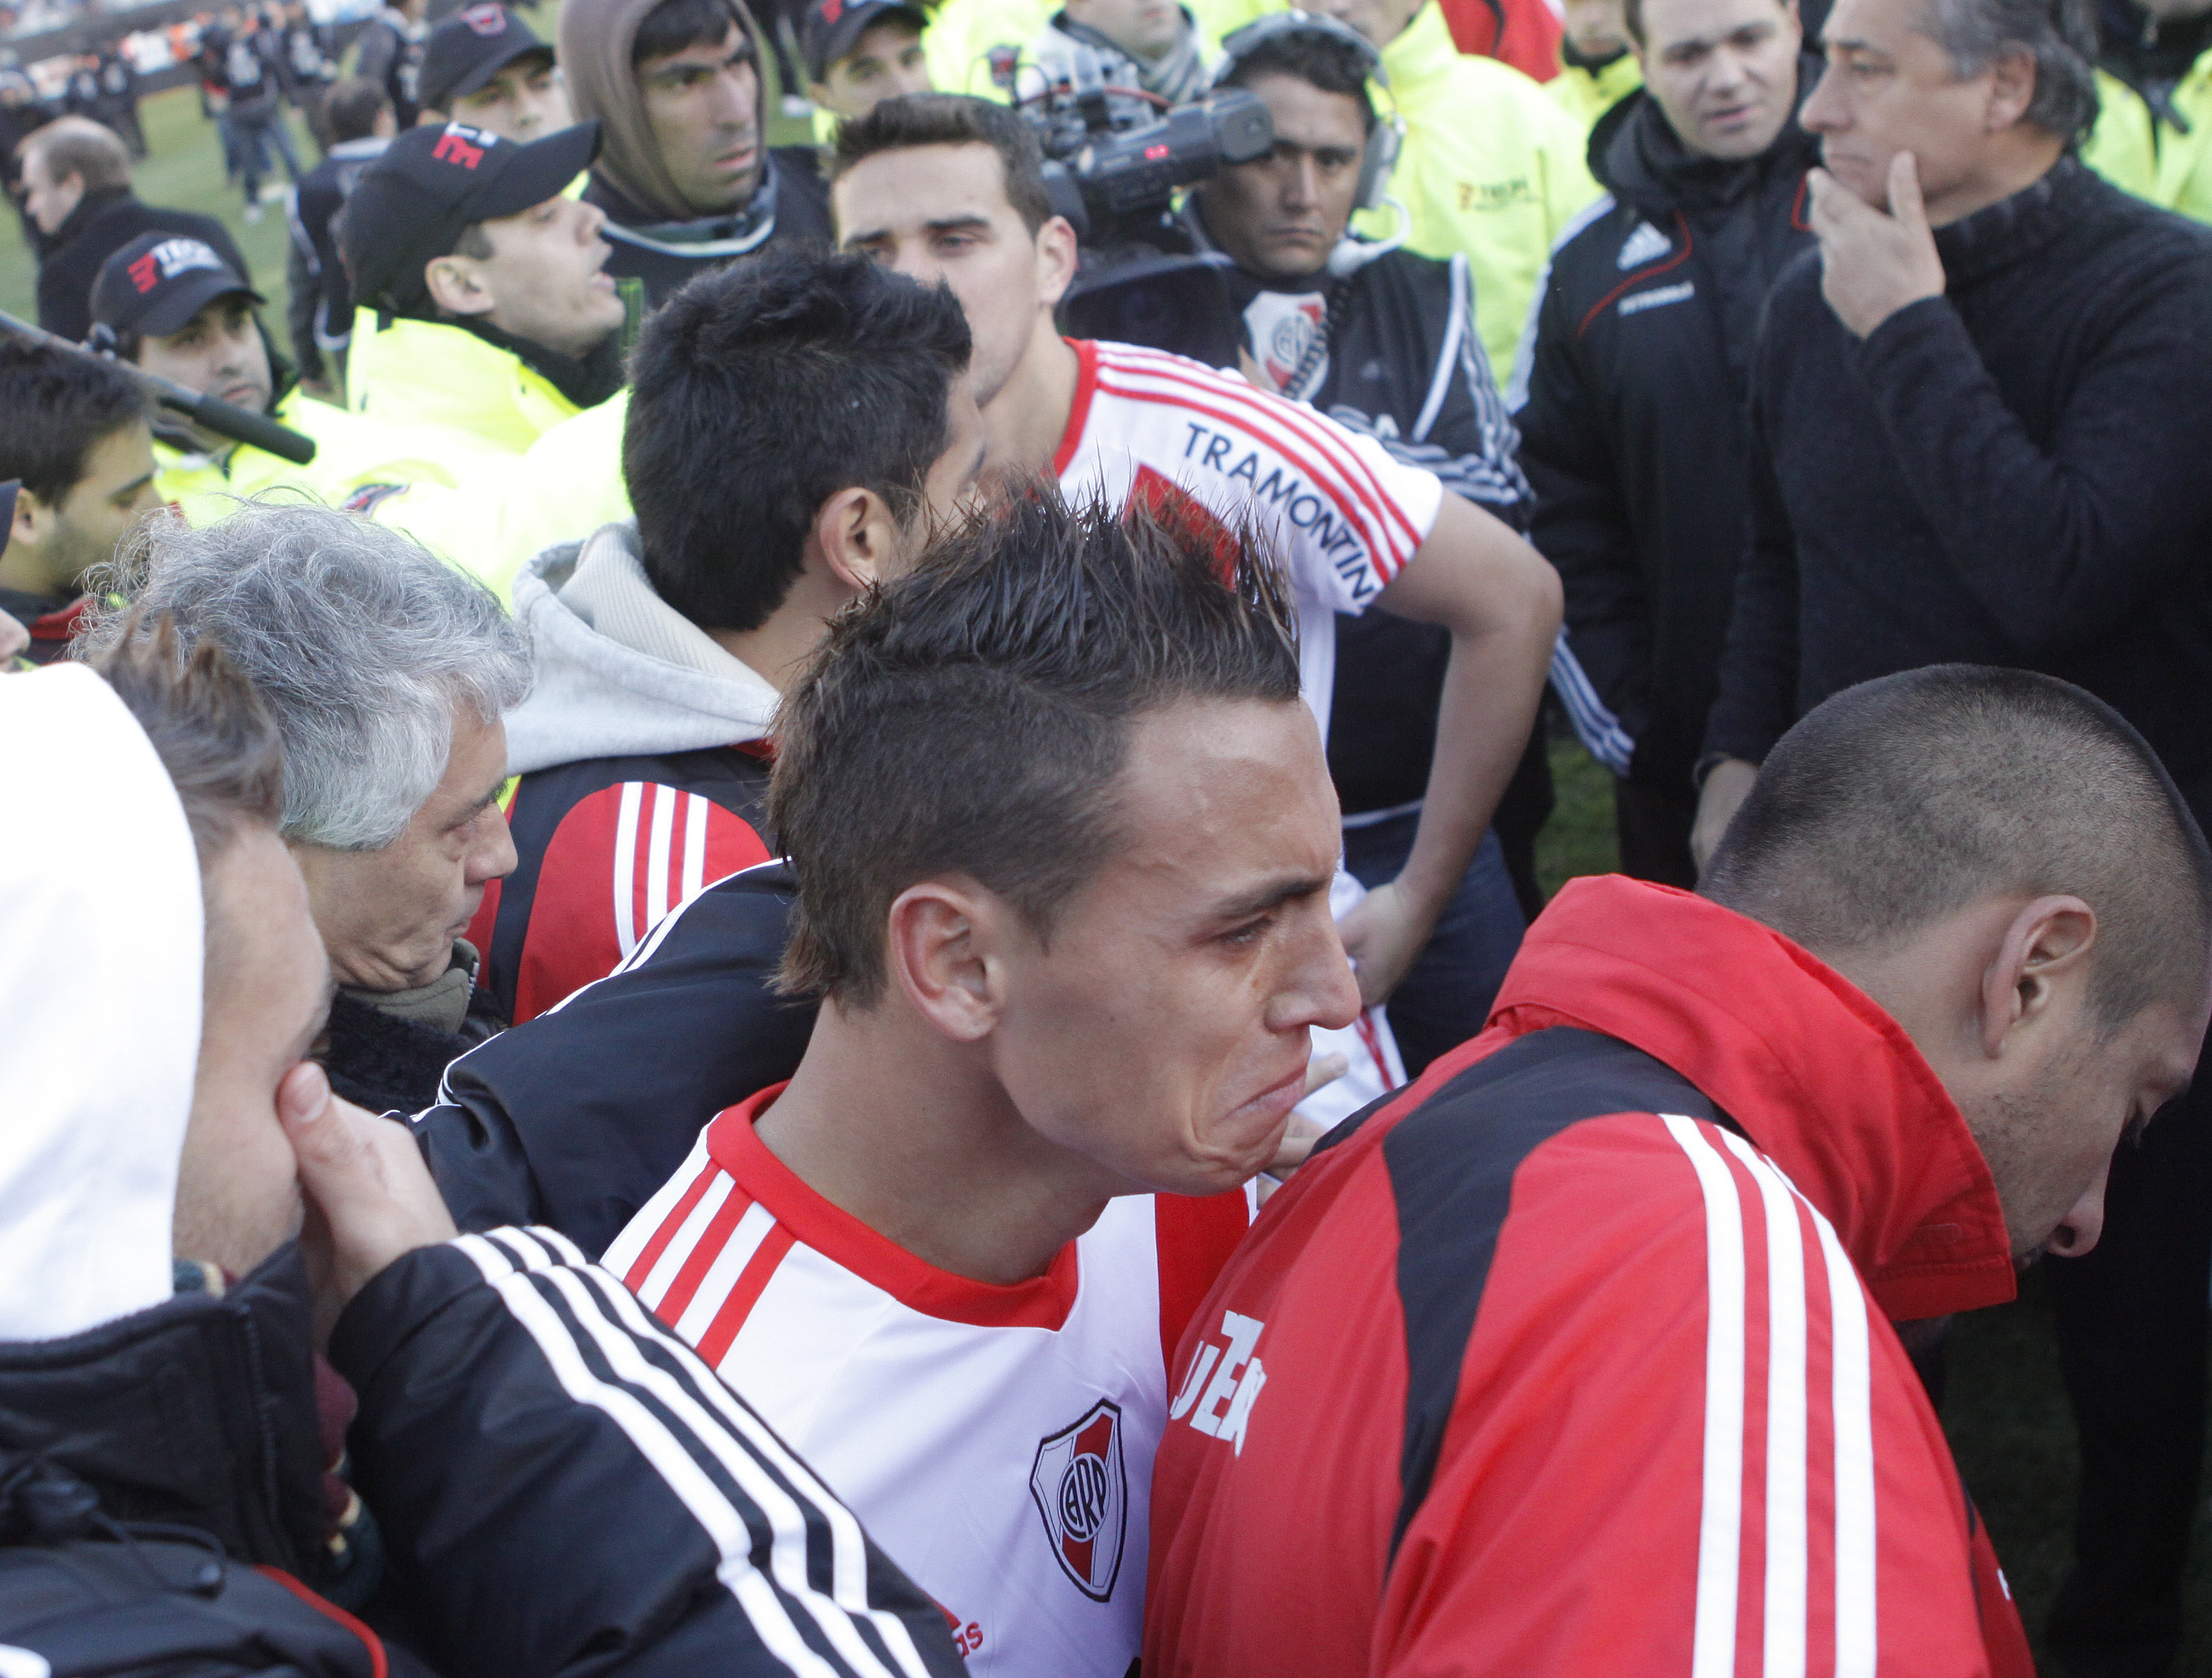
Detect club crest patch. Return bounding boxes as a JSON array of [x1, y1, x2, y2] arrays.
[[1029, 1399, 1127, 1601]]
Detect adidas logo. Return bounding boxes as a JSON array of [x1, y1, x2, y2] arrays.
[[1616, 221, 1671, 270]]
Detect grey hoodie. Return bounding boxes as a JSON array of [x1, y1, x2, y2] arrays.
[[503, 522, 782, 776]]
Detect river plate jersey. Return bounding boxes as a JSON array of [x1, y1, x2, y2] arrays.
[[601, 1083, 1253, 1678], [1052, 340, 1445, 736]]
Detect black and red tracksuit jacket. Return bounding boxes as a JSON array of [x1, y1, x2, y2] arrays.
[[1146, 874, 2033, 1677], [468, 746, 773, 1027]]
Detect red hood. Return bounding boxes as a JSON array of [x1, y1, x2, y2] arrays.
[[1472, 874, 2016, 1321]]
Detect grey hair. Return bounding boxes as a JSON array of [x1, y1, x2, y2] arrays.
[[79, 499, 530, 850], [1919, 0, 2100, 137]]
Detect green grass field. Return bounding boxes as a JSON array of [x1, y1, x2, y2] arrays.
[[6, 78, 2207, 1675]]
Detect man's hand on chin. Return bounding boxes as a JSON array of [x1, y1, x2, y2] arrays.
[[280, 1059, 458, 1342], [1809, 153, 1947, 339]]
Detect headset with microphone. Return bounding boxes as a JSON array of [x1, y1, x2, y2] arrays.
[[1210, 8, 1409, 276]]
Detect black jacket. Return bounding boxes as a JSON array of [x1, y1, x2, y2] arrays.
[[424, 861, 813, 1257], [37, 191, 250, 343], [586, 151, 833, 319], [284, 138, 386, 384], [1705, 159, 2212, 822], [1514, 65, 1818, 794], [0, 1232, 962, 1677]]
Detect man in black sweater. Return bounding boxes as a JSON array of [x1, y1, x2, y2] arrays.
[[21, 117, 250, 344], [1514, 0, 1817, 885], [1699, 0, 2212, 1668]]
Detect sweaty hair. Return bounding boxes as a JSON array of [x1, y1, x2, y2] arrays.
[[81, 613, 285, 867], [772, 487, 1304, 1005], [831, 93, 1054, 235], [1701, 664, 2212, 1035], [1916, 0, 2098, 137], [324, 75, 392, 142], [17, 115, 131, 195], [1215, 31, 1375, 127], [631, 0, 748, 64], [0, 338, 146, 510], [624, 247, 973, 632]]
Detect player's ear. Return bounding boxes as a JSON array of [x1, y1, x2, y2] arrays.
[[1036, 215, 1079, 309], [885, 879, 1008, 1040]]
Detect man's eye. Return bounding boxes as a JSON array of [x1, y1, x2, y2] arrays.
[[1220, 917, 1271, 949]]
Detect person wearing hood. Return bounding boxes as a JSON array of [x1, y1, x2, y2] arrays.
[[90, 232, 448, 527], [471, 245, 983, 1028], [557, 0, 835, 314], [1184, 12, 1542, 1069], [1511, 0, 1816, 886], [1310, 0, 1599, 385], [1547, 0, 1643, 129], [80, 502, 530, 1117], [1025, 0, 1220, 110], [0, 636, 966, 1677], [19, 116, 250, 345]]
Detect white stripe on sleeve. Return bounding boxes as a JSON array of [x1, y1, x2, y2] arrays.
[[452, 1230, 937, 1678], [611, 781, 644, 958], [1662, 1115, 1748, 1678]]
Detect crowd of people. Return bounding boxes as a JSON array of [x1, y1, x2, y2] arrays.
[[5, 0, 2212, 1669]]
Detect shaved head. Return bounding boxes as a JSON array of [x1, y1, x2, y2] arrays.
[[1702, 664, 2212, 1034]]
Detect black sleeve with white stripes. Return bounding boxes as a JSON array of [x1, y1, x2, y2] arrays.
[[330, 1226, 964, 1678]]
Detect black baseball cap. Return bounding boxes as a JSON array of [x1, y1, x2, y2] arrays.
[[90, 232, 263, 342], [342, 119, 602, 316], [802, 0, 927, 83], [419, 4, 555, 114]]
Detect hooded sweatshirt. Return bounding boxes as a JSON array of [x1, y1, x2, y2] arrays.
[[470, 524, 778, 1025], [559, 0, 833, 313], [0, 663, 201, 1342]]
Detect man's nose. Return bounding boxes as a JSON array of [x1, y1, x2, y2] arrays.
[[2044, 1159, 2109, 1259], [1799, 60, 1844, 131], [1272, 911, 1364, 1038], [1284, 156, 1322, 209], [708, 64, 756, 126]]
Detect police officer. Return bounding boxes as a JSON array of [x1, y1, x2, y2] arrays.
[[340, 120, 622, 470]]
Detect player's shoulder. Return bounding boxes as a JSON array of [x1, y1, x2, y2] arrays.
[[1092, 339, 1360, 443]]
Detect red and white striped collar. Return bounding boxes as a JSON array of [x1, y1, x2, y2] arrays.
[[706, 1083, 1084, 1329]]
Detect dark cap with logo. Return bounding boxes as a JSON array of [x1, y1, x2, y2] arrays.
[[802, 0, 927, 83], [342, 119, 601, 316], [419, 4, 556, 115], [90, 232, 263, 342]]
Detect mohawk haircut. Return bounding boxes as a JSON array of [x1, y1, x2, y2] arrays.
[[772, 487, 1303, 1005], [1701, 664, 2212, 1035]]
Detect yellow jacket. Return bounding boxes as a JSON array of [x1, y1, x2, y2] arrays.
[[346, 310, 584, 461], [1546, 48, 1642, 133], [2082, 63, 2212, 222], [1356, 3, 1601, 384], [153, 388, 449, 527], [484, 389, 635, 601]]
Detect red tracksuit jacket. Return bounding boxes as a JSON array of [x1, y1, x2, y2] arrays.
[[1144, 875, 2033, 1677]]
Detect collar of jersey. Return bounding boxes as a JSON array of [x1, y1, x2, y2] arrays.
[[1051, 338, 1102, 479], [707, 1083, 1084, 1329]]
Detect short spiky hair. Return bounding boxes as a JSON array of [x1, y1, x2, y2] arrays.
[[772, 487, 1304, 1005], [625, 246, 973, 632], [831, 93, 1055, 235]]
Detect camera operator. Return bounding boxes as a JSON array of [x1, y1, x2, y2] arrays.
[[1186, 12, 1538, 1065]]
